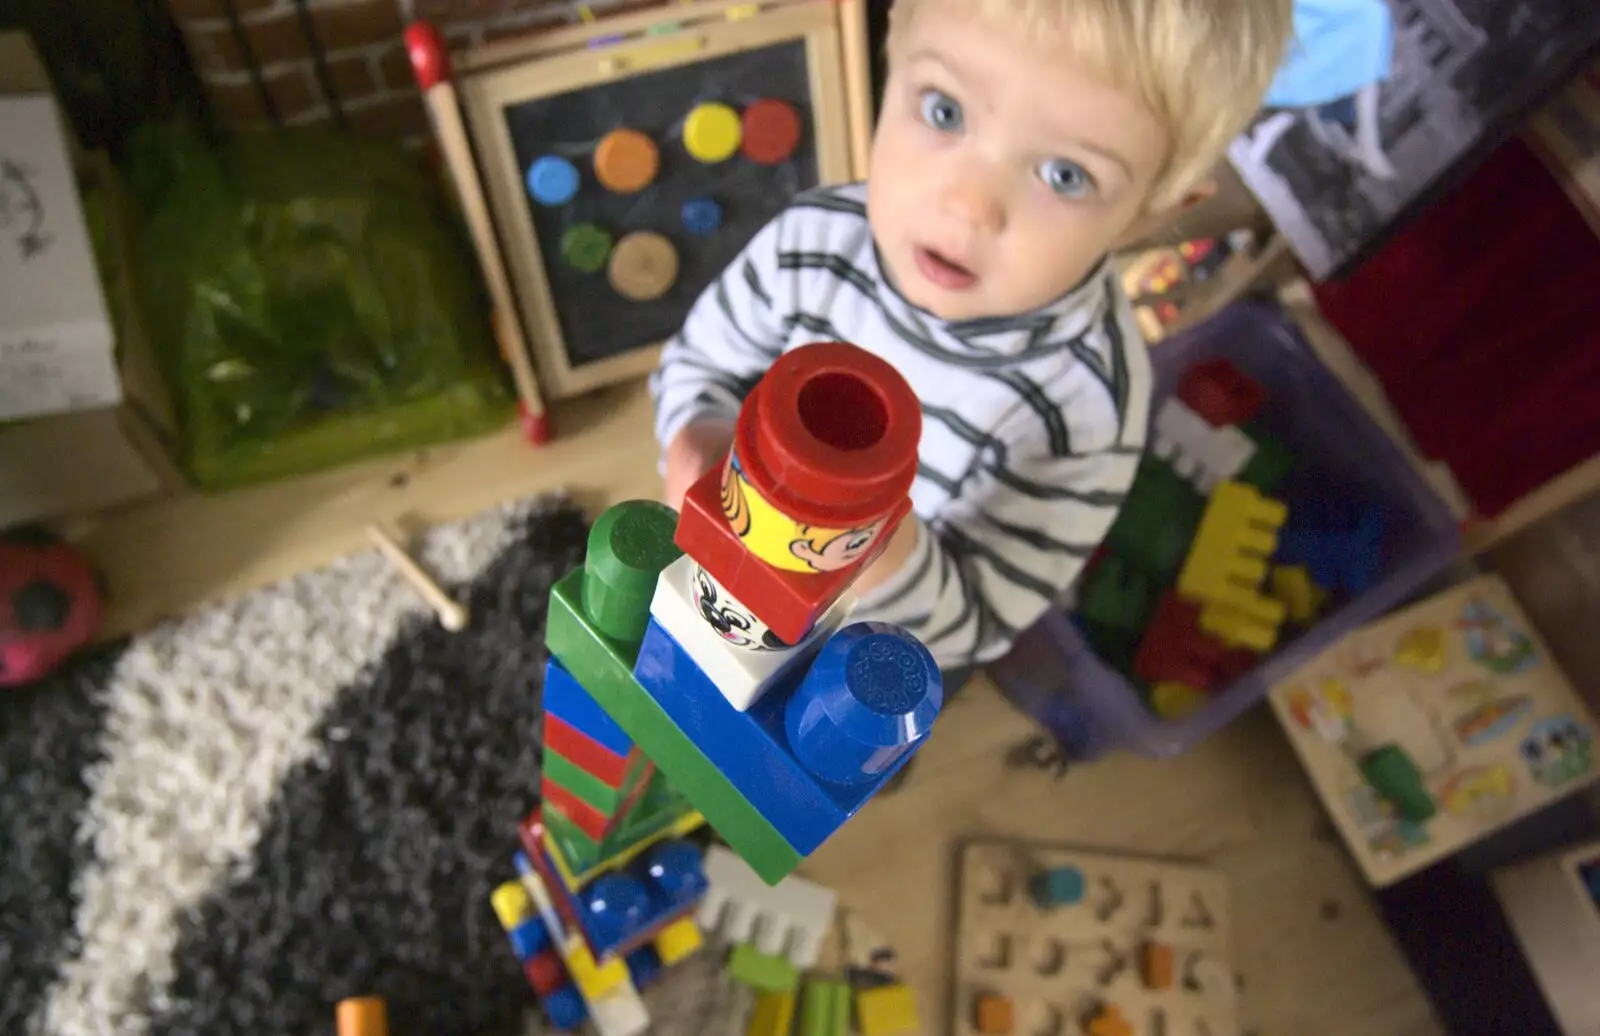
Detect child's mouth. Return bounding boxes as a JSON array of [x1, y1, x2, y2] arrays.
[[913, 245, 979, 291]]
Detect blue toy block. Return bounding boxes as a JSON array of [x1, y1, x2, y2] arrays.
[[626, 945, 663, 989], [508, 917, 552, 960], [632, 618, 942, 854], [544, 657, 635, 756], [542, 984, 588, 1030], [1029, 865, 1085, 908], [522, 835, 709, 960], [1277, 497, 1387, 596]]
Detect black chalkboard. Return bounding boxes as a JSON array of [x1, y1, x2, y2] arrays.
[[502, 39, 819, 369]]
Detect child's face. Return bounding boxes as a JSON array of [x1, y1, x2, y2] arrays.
[[868, 2, 1173, 321]]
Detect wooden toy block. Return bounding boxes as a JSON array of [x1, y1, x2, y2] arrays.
[[1134, 591, 1254, 692], [1177, 480, 1288, 627], [1140, 941, 1174, 990], [1175, 356, 1265, 427], [676, 459, 910, 647], [649, 552, 856, 711], [1268, 573, 1600, 888], [701, 844, 838, 967], [546, 564, 803, 883], [1269, 563, 1328, 625], [729, 942, 802, 992], [1104, 457, 1205, 583], [1028, 865, 1086, 909], [974, 992, 1014, 1034], [854, 983, 919, 1036], [587, 977, 651, 1036], [336, 996, 388, 1036], [800, 980, 851, 1036], [633, 616, 940, 856], [953, 840, 1238, 1036], [654, 917, 704, 966], [747, 989, 798, 1036]]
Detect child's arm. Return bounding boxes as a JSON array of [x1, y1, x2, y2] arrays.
[[854, 439, 1142, 669], [650, 214, 793, 505]]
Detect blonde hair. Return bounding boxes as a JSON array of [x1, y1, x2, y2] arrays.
[[887, 0, 1294, 211]]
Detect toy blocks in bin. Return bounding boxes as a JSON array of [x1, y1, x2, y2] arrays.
[[545, 341, 945, 884], [986, 301, 1462, 761]]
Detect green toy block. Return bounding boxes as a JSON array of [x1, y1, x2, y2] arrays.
[[544, 802, 602, 870], [1105, 456, 1205, 582], [1076, 554, 1158, 636], [543, 749, 639, 816], [546, 568, 804, 884], [800, 980, 851, 1036], [582, 500, 683, 646], [728, 943, 800, 993], [1235, 422, 1296, 494]]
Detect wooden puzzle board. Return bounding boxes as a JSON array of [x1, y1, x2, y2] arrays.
[[953, 840, 1239, 1036], [1268, 573, 1600, 888]]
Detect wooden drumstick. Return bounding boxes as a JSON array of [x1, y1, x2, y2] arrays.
[[406, 20, 552, 445], [366, 523, 469, 632]]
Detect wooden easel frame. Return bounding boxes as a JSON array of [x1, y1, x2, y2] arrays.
[[450, 0, 873, 402]]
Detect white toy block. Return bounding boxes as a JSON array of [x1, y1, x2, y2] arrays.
[[649, 554, 855, 711], [588, 977, 650, 1036], [1153, 398, 1257, 493], [699, 845, 838, 968]]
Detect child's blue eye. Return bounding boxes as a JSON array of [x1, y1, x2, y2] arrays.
[[917, 89, 963, 132], [1040, 158, 1095, 197]]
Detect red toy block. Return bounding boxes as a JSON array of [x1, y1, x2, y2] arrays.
[[524, 949, 567, 997], [545, 714, 638, 788], [676, 465, 911, 645], [1134, 590, 1254, 691], [1175, 357, 1265, 427], [543, 781, 612, 843]]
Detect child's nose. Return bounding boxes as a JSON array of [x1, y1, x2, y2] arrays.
[[939, 179, 1006, 236]]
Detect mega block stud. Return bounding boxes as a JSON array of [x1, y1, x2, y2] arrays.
[[723, 341, 921, 574], [584, 500, 684, 645], [784, 622, 942, 786]]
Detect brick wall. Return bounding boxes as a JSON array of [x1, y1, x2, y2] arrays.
[[164, 0, 646, 144]]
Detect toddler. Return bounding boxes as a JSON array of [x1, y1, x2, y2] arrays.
[[651, 0, 1294, 680]]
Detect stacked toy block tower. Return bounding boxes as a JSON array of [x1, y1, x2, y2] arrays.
[[547, 340, 944, 882]]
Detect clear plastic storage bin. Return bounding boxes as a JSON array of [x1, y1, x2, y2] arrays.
[[987, 301, 1461, 760]]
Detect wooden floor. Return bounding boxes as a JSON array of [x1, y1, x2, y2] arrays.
[[75, 371, 1445, 1036]]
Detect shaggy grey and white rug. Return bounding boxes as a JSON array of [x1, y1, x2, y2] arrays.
[[1, 495, 743, 1036]]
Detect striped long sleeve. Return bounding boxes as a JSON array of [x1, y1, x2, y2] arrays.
[[648, 183, 1153, 669]]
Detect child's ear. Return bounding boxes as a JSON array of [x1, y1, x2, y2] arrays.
[[1114, 178, 1219, 249]]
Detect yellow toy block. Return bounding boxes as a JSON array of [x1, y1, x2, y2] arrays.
[[1150, 682, 1206, 720], [855, 983, 919, 1036], [564, 941, 629, 1000], [1177, 480, 1288, 627], [653, 917, 704, 966], [747, 989, 797, 1036], [1198, 599, 1283, 652], [1270, 564, 1328, 625], [490, 881, 532, 930]]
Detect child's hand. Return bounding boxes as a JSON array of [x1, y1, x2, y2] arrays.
[[663, 418, 737, 512]]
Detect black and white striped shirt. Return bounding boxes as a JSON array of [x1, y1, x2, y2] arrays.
[[650, 183, 1151, 667]]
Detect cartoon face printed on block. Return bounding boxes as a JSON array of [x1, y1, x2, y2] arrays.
[[1459, 597, 1538, 675], [1519, 716, 1593, 788], [691, 564, 789, 652], [720, 453, 751, 537], [790, 521, 884, 573]]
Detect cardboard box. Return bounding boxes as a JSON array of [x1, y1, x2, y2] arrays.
[[0, 92, 121, 422]]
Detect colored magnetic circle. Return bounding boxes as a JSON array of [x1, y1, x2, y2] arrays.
[[681, 196, 723, 236], [561, 223, 614, 273], [683, 102, 743, 163], [741, 99, 802, 164], [609, 231, 679, 301], [594, 128, 660, 193], [525, 155, 579, 206]]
